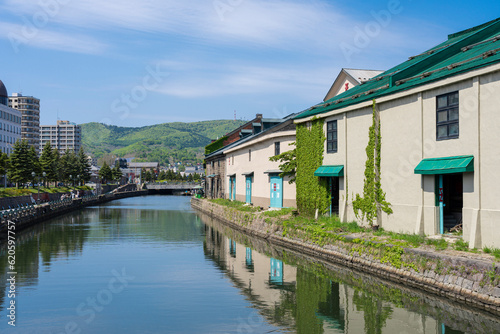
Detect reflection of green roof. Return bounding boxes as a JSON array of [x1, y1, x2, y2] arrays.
[[414, 155, 474, 175], [296, 18, 500, 120]]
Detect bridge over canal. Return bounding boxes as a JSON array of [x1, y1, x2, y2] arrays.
[[145, 183, 202, 195]]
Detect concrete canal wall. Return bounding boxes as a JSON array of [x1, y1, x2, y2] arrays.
[[0, 188, 148, 239], [191, 197, 500, 315]]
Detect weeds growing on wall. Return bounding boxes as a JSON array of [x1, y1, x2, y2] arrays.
[[352, 100, 392, 226], [296, 117, 330, 217]]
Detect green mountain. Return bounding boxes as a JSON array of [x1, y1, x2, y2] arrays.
[[81, 120, 246, 166]]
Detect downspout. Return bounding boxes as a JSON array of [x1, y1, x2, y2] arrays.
[[329, 177, 332, 217], [439, 175, 444, 234]]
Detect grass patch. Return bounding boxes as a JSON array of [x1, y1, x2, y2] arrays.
[[261, 208, 295, 218], [209, 199, 259, 212], [426, 238, 448, 250], [492, 248, 500, 259], [284, 215, 364, 234], [453, 239, 469, 252], [386, 232, 425, 247], [482, 246, 500, 259]]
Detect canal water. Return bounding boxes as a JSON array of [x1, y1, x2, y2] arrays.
[[0, 196, 499, 333]]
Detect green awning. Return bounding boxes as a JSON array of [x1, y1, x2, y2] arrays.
[[206, 174, 216, 178], [314, 165, 344, 177], [414, 155, 474, 175]]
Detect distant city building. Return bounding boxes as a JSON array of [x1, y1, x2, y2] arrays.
[[8, 92, 40, 155], [114, 158, 128, 169], [40, 120, 82, 153], [0, 80, 22, 155], [128, 162, 159, 182], [88, 155, 98, 167]]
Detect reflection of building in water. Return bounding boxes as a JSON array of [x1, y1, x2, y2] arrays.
[[202, 221, 479, 334]]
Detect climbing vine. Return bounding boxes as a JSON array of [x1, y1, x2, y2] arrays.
[[296, 117, 330, 217], [205, 136, 228, 155], [352, 100, 392, 226]]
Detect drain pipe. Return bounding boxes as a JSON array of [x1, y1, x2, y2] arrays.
[[439, 175, 444, 234]]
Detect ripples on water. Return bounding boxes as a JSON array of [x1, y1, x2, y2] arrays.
[[0, 195, 498, 334]]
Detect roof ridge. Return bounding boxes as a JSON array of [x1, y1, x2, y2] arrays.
[[448, 17, 500, 40]]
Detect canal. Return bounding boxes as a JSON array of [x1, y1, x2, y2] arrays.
[[0, 195, 499, 333]]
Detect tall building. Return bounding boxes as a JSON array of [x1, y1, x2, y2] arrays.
[[8, 92, 41, 154], [0, 80, 22, 155], [40, 120, 82, 154]]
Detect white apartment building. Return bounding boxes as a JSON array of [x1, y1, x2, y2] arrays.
[[0, 80, 22, 155], [40, 120, 82, 153], [9, 93, 41, 155]]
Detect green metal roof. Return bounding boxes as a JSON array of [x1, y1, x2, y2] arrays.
[[414, 155, 474, 175], [295, 18, 500, 120], [314, 165, 344, 177]]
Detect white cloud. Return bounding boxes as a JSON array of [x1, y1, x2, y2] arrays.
[[153, 59, 333, 98], [0, 21, 107, 54]]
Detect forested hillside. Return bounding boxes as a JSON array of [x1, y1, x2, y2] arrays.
[[81, 120, 246, 165]]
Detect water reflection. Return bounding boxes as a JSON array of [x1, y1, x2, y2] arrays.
[[200, 212, 500, 334], [0, 195, 499, 334]]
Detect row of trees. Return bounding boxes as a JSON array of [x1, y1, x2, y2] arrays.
[[0, 141, 92, 188]]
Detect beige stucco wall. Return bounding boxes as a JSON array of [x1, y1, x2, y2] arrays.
[[225, 131, 296, 208], [301, 63, 500, 247]]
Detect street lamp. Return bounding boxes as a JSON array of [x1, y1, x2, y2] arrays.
[[31, 172, 40, 205]]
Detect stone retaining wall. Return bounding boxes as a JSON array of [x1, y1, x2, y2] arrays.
[[191, 197, 500, 315]]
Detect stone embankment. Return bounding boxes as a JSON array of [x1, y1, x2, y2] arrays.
[[191, 197, 500, 315], [0, 186, 148, 238]]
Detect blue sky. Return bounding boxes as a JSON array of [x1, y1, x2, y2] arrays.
[[0, 0, 499, 127]]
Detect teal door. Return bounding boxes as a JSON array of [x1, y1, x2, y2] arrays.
[[269, 258, 283, 285], [270, 175, 283, 208], [229, 176, 236, 200], [245, 176, 252, 204]]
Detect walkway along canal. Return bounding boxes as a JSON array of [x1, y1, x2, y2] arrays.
[[0, 195, 498, 333]]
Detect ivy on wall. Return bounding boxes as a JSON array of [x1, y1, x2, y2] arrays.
[[296, 117, 330, 217], [205, 136, 228, 155], [352, 100, 392, 226]]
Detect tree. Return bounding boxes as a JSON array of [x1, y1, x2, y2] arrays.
[[77, 148, 92, 185], [40, 142, 56, 186], [144, 170, 152, 182], [269, 143, 297, 184], [0, 152, 9, 179], [52, 149, 61, 185], [8, 140, 32, 187], [60, 150, 79, 185], [111, 165, 122, 183], [99, 162, 112, 183], [28, 146, 40, 187], [166, 169, 175, 180]]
